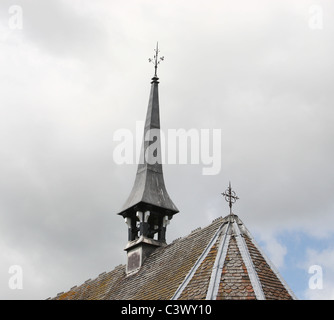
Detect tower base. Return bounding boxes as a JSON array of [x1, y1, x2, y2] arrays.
[[125, 236, 166, 275]]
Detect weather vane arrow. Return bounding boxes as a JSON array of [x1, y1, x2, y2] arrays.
[[148, 42, 164, 77]]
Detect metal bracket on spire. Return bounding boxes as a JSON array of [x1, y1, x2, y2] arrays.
[[148, 42, 164, 77], [222, 182, 239, 215]]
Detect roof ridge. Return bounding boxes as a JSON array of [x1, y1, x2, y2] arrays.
[[232, 219, 266, 300], [52, 263, 126, 299], [206, 221, 232, 299], [170, 216, 224, 244], [171, 217, 227, 300], [242, 227, 298, 300]]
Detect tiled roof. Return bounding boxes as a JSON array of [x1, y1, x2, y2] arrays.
[[50, 214, 296, 300]]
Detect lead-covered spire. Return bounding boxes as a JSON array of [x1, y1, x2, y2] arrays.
[[117, 45, 178, 262]]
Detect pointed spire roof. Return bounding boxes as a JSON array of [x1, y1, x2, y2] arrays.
[[171, 214, 297, 300], [117, 44, 178, 218]]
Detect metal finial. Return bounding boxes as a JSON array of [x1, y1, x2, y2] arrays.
[[222, 182, 239, 215], [148, 42, 164, 77]]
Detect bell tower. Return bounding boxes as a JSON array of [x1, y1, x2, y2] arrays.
[[117, 44, 179, 274]]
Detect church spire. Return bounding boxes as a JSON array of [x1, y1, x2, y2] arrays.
[[117, 45, 178, 273]]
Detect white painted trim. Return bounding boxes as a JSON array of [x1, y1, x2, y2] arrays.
[[171, 222, 225, 300], [247, 233, 298, 300], [124, 217, 131, 228], [205, 222, 231, 300], [136, 211, 143, 222], [144, 211, 150, 222], [163, 215, 170, 228], [233, 220, 266, 300]]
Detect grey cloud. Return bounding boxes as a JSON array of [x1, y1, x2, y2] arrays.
[[0, 0, 334, 299]]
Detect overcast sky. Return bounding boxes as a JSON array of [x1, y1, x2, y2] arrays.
[[0, 0, 334, 300]]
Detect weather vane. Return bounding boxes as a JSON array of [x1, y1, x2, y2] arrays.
[[148, 42, 164, 77], [222, 182, 239, 215]]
